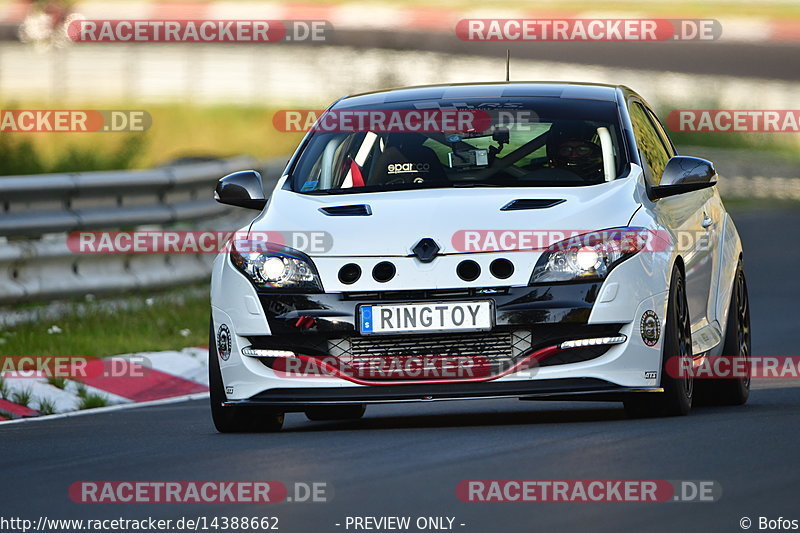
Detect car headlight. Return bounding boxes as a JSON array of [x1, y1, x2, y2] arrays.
[[230, 240, 323, 292], [530, 228, 651, 283]]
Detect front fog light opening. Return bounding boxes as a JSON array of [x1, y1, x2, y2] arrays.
[[559, 335, 627, 350]]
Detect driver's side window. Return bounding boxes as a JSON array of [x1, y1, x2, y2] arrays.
[[629, 102, 671, 186]]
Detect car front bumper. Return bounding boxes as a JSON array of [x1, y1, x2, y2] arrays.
[[211, 253, 670, 403]]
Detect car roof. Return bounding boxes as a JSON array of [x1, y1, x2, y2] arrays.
[[333, 82, 635, 109]]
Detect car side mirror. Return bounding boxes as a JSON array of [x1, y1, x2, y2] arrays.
[[650, 156, 717, 200], [214, 170, 268, 210]]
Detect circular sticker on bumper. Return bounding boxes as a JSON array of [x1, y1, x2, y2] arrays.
[[217, 324, 231, 361], [640, 310, 660, 347]]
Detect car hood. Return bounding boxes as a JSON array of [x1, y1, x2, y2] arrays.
[[250, 172, 645, 257]]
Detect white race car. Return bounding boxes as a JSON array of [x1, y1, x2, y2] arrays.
[[209, 82, 750, 432]]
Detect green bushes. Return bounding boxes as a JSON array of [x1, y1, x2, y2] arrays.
[[0, 134, 146, 176]]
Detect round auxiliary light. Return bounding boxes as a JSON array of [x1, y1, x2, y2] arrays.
[[372, 261, 396, 283], [490, 258, 515, 279], [338, 263, 361, 284], [457, 260, 481, 282]]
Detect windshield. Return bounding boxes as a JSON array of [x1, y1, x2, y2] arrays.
[[290, 97, 626, 194]]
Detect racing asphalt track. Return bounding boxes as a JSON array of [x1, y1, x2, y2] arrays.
[[330, 30, 800, 82], [1, 208, 799, 532]]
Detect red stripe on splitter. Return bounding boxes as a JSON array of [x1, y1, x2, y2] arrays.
[[0, 398, 38, 418], [78, 359, 207, 402]]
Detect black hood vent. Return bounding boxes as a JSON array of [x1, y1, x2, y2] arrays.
[[319, 204, 372, 216], [501, 199, 565, 211]]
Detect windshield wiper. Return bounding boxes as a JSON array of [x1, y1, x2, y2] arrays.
[[451, 182, 500, 188]]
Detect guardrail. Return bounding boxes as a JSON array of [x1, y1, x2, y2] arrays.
[[0, 156, 261, 237], [0, 157, 286, 305], [719, 176, 800, 201]]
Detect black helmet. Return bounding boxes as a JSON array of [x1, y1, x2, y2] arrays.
[[546, 121, 604, 180]]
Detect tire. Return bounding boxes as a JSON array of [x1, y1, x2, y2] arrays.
[[696, 262, 750, 406], [209, 320, 284, 433], [305, 404, 366, 421], [624, 264, 694, 418]]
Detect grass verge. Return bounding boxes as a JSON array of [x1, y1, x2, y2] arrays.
[[0, 285, 210, 357], [0, 103, 305, 175]]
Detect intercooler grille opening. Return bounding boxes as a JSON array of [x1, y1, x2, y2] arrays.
[[325, 331, 532, 381], [251, 324, 625, 381]]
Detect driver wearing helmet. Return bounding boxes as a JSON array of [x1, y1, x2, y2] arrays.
[[545, 121, 605, 181]]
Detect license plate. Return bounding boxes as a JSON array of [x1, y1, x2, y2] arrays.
[[359, 301, 493, 335]]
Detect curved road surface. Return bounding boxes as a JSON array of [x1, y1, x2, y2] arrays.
[[1, 208, 798, 532], [330, 30, 800, 82]]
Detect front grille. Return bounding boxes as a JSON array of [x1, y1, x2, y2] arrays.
[[325, 330, 532, 381], [251, 323, 626, 381]]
